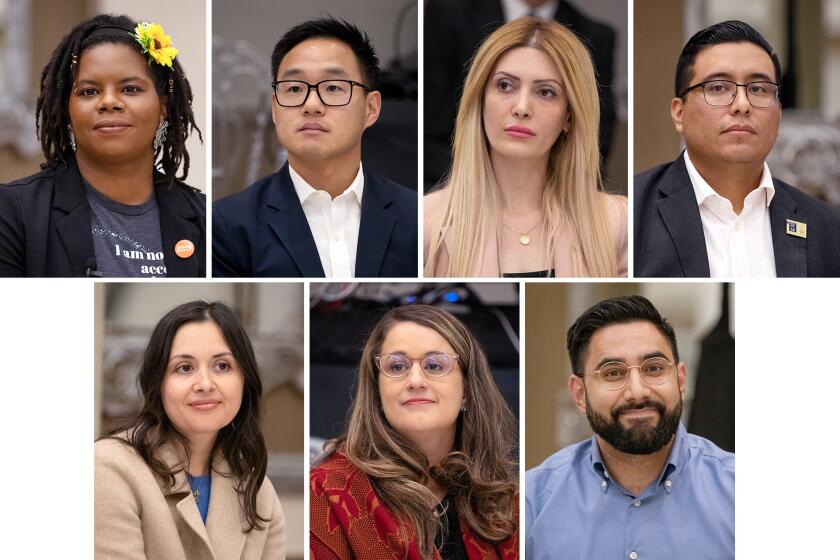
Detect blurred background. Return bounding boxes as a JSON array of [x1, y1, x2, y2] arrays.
[[93, 282, 304, 559], [636, 0, 840, 207], [212, 0, 418, 201], [423, 0, 628, 195], [0, 0, 207, 188], [308, 282, 519, 463], [525, 282, 734, 469]]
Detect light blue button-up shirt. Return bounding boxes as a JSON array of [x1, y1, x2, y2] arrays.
[[525, 424, 734, 560]]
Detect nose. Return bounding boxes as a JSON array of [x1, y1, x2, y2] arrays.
[[512, 88, 532, 119], [729, 84, 751, 114], [193, 367, 215, 392], [97, 86, 124, 112], [405, 362, 427, 390], [622, 366, 651, 399], [302, 86, 325, 115]]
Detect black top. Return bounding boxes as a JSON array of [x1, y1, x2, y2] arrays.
[[435, 496, 468, 560], [502, 269, 555, 278]]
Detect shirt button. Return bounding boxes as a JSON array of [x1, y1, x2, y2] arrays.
[[633, 500, 641, 507], [665, 480, 672, 487], [629, 552, 638, 560], [601, 480, 607, 488]]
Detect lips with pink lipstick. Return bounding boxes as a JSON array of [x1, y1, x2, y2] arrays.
[[189, 399, 222, 411], [298, 121, 328, 135], [93, 118, 132, 135], [504, 124, 535, 139]]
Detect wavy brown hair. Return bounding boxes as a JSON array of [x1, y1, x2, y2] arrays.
[[321, 304, 518, 556], [100, 301, 268, 532]]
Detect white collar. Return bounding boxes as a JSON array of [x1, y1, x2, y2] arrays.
[[501, 0, 558, 21], [288, 162, 364, 205], [684, 150, 775, 209]]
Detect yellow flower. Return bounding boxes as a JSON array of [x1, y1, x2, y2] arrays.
[[133, 22, 179, 68]]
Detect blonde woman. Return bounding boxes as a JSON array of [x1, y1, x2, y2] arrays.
[[424, 17, 627, 277], [310, 305, 518, 559]]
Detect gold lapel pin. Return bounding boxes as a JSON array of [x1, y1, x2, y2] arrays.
[[785, 219, 807, 239]]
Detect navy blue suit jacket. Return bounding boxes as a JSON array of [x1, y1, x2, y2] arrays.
[[212, 164, 417, 277], [634, 154, 840, 277]]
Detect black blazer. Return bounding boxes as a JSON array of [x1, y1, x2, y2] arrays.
[[0, 158, 205, 277], [634, 154, 840, 277], [424, 0, 616, 187], [212, 164, 418, 277]]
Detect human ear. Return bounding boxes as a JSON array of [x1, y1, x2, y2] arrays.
[[671, 97, 684, 135]]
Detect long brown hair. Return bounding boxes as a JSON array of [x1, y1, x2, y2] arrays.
[[425, 17, 617, 277], [101, 301, 268, 532], [321, 305, 518, 556]]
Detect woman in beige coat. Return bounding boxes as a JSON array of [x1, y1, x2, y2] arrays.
[[94, 301, 285, 560]]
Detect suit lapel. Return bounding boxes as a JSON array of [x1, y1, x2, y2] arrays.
[[355, 173, 397, 277], [52, 160, 96, 277], [156, 178, 203, 278], [158, 444, 216, 560], [266, 165, 325, 277], [655, 156, 711, 277], [769, 183, 807, 277], [206, 457, 248, 560]]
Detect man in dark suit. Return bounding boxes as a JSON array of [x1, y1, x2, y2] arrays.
[[424, 0, 616, 189], [635, 20, 840, 277], [213, 18, 417, 278]]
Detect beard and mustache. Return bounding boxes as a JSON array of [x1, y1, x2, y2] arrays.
[[585, 393, 683, 455]]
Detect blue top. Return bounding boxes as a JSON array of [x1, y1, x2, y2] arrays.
[[525, 424, 734, 560], [187, 474, 211, 524]]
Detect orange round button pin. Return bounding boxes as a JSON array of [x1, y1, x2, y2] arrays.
[[174, 239, 195, 259]]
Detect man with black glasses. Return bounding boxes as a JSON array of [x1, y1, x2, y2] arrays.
[[213, 17, 417, 277], [635, 20, 840, 277], [526, 295, 734, 560]]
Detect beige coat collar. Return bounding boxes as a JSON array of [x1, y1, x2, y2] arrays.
[[157, 441, 249, 560]]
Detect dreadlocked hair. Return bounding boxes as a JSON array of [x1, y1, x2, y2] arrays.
[[35, 14, 202, 185]]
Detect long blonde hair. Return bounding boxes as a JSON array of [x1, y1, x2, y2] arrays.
[[425, 17, 617, 277], [321, 305, 517, 557]]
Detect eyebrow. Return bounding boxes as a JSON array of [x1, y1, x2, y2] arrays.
[[699, 71, 775, 83], [168, 352, 234, 362], [281, 67, 351, 79], [493, 71, 562, 87]]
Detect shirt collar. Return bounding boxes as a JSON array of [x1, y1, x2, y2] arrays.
[[501, 0, 558, 20], [589, 423, 689, 495], [288, 162, 365, 205], [684, 150, 776, 209]]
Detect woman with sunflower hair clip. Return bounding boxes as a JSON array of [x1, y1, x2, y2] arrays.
[[0, 14, 204, 277]]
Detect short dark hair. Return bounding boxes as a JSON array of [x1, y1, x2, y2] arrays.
[[270, 16, 379, 89], [674, 20, 782, 97], [567, 295, 679, 375], [104, 300, 268, 532], [36, 14, 202, 185]]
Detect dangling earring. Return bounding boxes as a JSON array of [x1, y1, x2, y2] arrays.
[[153, 119, 169, 150], [68, 125, 76, 152]]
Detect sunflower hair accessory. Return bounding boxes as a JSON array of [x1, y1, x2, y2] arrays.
[[133, 22, 179, 68]]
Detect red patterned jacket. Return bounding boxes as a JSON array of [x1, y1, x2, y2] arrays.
[[310, 453, 519, 560]]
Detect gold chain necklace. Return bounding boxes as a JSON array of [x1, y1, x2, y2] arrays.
[[501, 219, 542, 245]]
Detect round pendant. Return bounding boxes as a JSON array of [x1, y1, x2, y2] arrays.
[[519, 235, 531, 246]]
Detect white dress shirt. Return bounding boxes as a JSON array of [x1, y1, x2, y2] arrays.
[[289, 163, 364, 278], [501, 0, 558, 21], [684, 151, 777, 277]]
